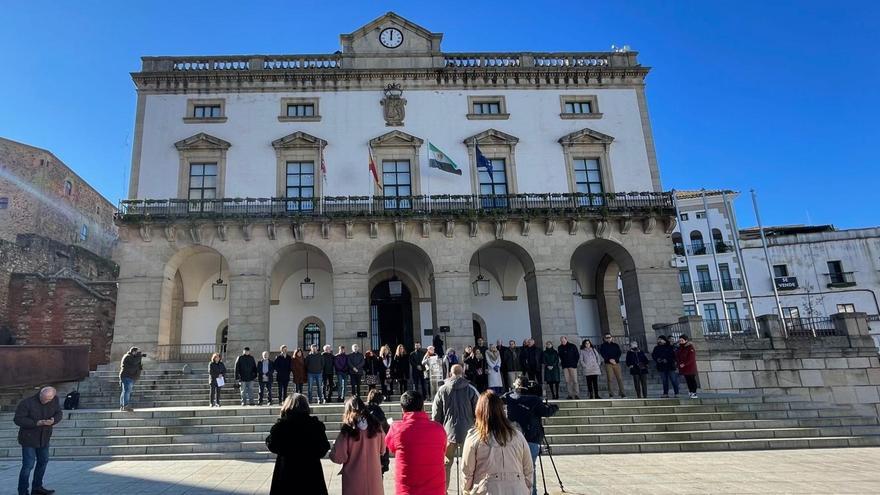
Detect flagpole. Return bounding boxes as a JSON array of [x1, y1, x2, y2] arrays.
[[751, 189, 787, 335], [425, 141, 431, 213], [368, 146, 373, 215]]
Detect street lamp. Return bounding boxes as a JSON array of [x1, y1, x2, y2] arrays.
[[472, 250, 490, 296], [389, 244, 403, 297], [300, 250, 315, 300], [211, 254, 227, 301]]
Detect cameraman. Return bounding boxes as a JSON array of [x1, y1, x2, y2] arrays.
[[503, 376, 559, 495], [119, 346, 144, 412]]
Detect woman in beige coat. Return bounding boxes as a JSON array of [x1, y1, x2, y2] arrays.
[[461, 391, 533, 495], [329, 395, 386, 495]]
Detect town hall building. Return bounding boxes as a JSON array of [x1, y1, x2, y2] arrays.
[[111, 12, 682, 360]]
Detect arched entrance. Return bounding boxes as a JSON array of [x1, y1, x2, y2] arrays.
[[370, 280, 414, 351], [368, 242, 433, 351], [268, 244, 334, 350]]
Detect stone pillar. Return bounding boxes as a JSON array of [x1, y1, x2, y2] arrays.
[[832, 311, 871, 337], [757, 314, 786, 348], [110, 276, 164, 359], [332, 272, 371, 349], [623, 267, 681, 343], [530, 269, 577, 345], [431, 271, 472, 352], [227, 274, 270, 356], [677, 315, 705, 345]]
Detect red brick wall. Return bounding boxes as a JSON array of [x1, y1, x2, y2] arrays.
[[7, 275, 116, 370]]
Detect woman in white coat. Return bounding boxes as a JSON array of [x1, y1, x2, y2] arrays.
[[485, 344, 504, 393], [579, 338, 602, 399]]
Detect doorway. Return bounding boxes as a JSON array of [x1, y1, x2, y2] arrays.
[[370, 280, 414, 351]]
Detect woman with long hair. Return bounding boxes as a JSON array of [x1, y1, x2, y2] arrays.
[[266, 393, 330, 495], [579, 339, 602, 399], [485, 344, 504, 393], [292, 348, 307, 394], [390, 344, 410, 395], [208, 353, 226, 407], [329, 395, 386, 494], [462, 391, 533, 494], [363, 349, 382, 392], [379, 345, 393, 400]]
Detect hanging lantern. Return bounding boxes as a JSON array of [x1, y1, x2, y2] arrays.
[[472, 250, 490, 296], [389, 244, 403, 297], [211, 254, 227, 301], [300, 250, 316, 300]]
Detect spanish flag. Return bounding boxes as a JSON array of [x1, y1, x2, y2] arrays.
[[369, 147, 382, 190]]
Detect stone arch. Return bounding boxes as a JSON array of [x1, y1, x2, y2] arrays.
[[472, 313, 487, 341], [268, 243, 334, 350], [215, 319, 229, 355]]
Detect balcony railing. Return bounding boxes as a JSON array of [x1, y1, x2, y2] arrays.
[[684, 241, 734, 256], [702, 318, 757, 337], [784, 317, 840, 337], [824, 271, 856, 288], [681, 278, 745, 294], [116, 192, 674, 222], [155, 343, 226, 362]]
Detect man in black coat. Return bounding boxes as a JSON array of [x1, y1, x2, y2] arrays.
[[274, 345, 292, 403], [321, 345, 336, 402], [557, 336, 581, 399], [503, 377, 558, 492], [235, 347, 258, 406], [409, 341, 428, 396], [15, 386, 62, 495], [519, 338, 542, 387], [598, 333, 626, 398], [500, 339, 521, 390], [257, 351, 275, 406]]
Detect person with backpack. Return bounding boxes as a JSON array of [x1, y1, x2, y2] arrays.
[[503, 377, 559, 495]]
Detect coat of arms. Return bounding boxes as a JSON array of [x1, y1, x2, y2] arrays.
[[381, 84, 406, 126]]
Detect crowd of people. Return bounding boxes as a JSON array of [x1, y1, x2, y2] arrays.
[[203, 333, 700, 408]]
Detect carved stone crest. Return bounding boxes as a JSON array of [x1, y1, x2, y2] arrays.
[[381, 84, 406, 126]]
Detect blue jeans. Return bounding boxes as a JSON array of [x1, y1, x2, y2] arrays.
[[660, 369, 680, 395], [120, 377, 134, 408], [307, 373, 323, 402], [528, 441, 540, 495], [336, 373, 348, 399], [19, 446, 49, 495]]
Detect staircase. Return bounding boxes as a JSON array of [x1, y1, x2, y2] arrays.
[[1, 367, 879, 460]]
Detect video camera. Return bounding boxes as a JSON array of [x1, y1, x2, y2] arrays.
[[516, 378, 543, 397]]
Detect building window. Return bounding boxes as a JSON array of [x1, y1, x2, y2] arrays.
[[64, 180, 73, 196], [573, 158, 604, 205], [680, 213, 689, 221], [79, 224, 88, 241], [188, 163, 218, 202], [559, 95, 601, 119], [479, 158, 509, 208], [672, 233, 684, 256], [696, 265, 712, 292], [678, 269, 692, 293], [782, 307, 800, 319], [382, 160, 412, 209], [278, 97, 321, 122], [0, 197, 8, 209], [726, 302, 740, 321], [719, 263, 733, 290], [285, 161, 315, 211], [690, 231, 706, 255], [826, 260, 855, 287], [704, 303, 719, 320], [466, 96, 509, 120], [837, 303, 856, 313], [184, 99, 226, 123], [95, 206, 100, 215], [695, 211, 706, 219], [286, 103, 315, 117], [773, 264, 789, 277], [683, 304, 697, 316], [303, 323, 321, 348]]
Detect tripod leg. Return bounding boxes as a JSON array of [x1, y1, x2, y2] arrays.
[[542, 436, 565, 493], [538, 446, 549, 495]]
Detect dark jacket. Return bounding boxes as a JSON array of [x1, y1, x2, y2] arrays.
[[266, 412, 331, 495], [625, 349, 650, 375], [409, 348, 427, 375], [258, 359, 275, 383], [432, 335, 444, 356], [391, 354, 410, 380], [431, 376, 479, 444], [598, 342, 622, 364], [652, 344, 677, 372], [348, 351, 365, 376], [502, 391, 558, 444], [119, 352, 143, 380], [274, 354, 292, 382], [321, 351, 335, 375], [292, 356, 307, 384], [305, 353, 324, 374], [519, 345, 541, 372], [235, 353, 258, 382], [557, 342, 580, 368], [209, 361, 227, 385], [542, 348, 561, 383], [333, 353, 349, 374], [14, 393, 62, 448], [500, 346, 520, 372], [364, 355, 384, 377]]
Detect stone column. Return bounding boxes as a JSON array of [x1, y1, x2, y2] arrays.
[[227, 274, 270, 356], [332, 272, 371, 349], [757, 314, 786, 349], [431, 271, 472, 352], [110, 276, 164, 359], [623, 267, 681, 342], [530, 269, 577, 345]]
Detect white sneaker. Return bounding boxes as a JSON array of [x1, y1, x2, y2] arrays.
[[689, 393, 698, 399]]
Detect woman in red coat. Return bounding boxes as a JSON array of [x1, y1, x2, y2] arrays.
[[675, 334, 699, 398]]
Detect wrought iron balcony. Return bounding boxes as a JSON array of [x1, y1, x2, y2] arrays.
[[824, 271, 856, 288], [684, 241, 734, 256], [116, 192, 674, 223], [681, 278, 745, 294]]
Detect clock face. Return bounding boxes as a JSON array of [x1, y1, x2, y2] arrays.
[[379, 28, 403, 49]]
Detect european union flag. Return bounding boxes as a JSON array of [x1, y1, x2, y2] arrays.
[[475, 144, 494, 176]]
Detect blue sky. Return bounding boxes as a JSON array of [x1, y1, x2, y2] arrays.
[[1, 1, 877, 228]]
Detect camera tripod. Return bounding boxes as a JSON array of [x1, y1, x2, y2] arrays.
[[537, 416, 565, 494]]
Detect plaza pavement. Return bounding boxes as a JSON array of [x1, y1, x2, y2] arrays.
[[2, 448, 880, 494]]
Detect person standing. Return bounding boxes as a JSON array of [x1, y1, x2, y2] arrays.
[[119, 346, 143, 412], [473, 350, 489, 392], [291, 349, 307, 394], [558, 336, 581, 400], [475, 337, 488, 358], [334, 346, 350, 402], [321, 345, 336, 402], [519, 339, 542, 388], [15, 387, 61, 495], [652, 336, 679, 397], [485, 344, 504, 393], [432, 334, 444, 356], [422, 345, 443, 395], [329, 396, 386, 495], [379, 345, 393, 400], [598, 334, 626, 398], [501, 340, 521, 390], [503, 378, 559, 495], [578, 339, 602, 399], [366, 389, 390, 476], [257, 351, 275, 406], [234, 347, 258, 406], [266, 393, 330, 495], [626, 342, 650, 398], [305, 344, 325, 404], [209, 353, 226, 407], [274, 345, 292, 403], [391, 344, 410, 395], [542, 341, 561, 400], [431, 364, 478, 490], [348, 344, 366, 398], [676, 334, 700, 398], [364, 350, 383, 393], [385, 391, 447, 495], [409, 342, 428, 396], [442, 348, 459, 379], [462, 391, 534, 495]]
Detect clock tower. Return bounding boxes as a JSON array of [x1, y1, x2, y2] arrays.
[[339, 12, 443, 69]]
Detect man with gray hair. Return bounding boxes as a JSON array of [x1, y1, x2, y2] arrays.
[[15, 386, 62, 495], [431, 363, 478, 489]]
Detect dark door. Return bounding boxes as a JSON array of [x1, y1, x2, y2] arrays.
[[370, 280, 413, 352]]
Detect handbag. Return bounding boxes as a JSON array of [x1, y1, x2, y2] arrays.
[[365, 374, 379, 386]]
